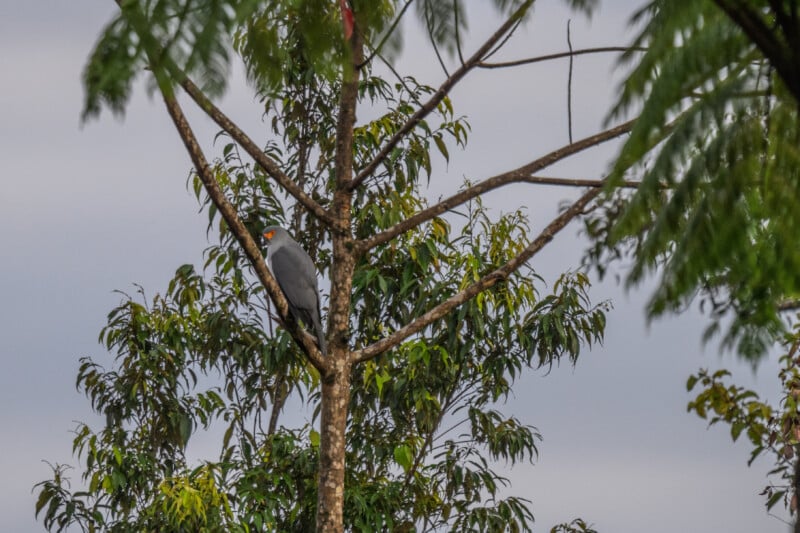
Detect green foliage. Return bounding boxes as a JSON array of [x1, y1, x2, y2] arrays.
[[685, 326, 800, 514], [83, 0, 262, 120], [36, 157, 607, 531], [48, 2, 610, 531], [84, 0, 597, 121], [550, 518, 599, 533], [587, 0, 800, 361]]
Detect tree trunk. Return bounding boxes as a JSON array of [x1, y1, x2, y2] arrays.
[[315, 21, 362, 531], [794, 446, 800, 533], [315, 357, 352, 531]]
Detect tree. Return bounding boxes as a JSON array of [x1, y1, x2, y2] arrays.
[[584, 0, 800, 526], [35, 1, 631, 531]]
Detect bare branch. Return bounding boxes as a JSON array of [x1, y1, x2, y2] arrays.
[[111, 0, 335, 228], [454, 0, 465, 66], [478, 46, 646, 69], [159, 92, 328, 373], [178, 77, 339, 229], [481, 12, 524, 62], [566, 19, 574, 144], [352, 187, 602, 363], [356, 120, 635, 254], [349, 0, 535, 190], [779, 299, 800, 312]]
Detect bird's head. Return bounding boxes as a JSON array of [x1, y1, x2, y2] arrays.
[[262, 226, 286, 246]]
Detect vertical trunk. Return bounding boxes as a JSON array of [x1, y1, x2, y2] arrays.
[[315, 20, 363, 533], [794, 446, 800, 533], [315, 357, 352, 531]]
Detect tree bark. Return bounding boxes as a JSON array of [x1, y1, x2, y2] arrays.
[[315, 17, 363, 532], [315, 357, 352, 531]]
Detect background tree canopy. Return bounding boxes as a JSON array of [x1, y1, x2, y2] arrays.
[[588, 0, 800, 360], [586, 0, 800, 524]]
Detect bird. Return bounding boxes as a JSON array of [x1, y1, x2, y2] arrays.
[[262, 226, 327, 356]]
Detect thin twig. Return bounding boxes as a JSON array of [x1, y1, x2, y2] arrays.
[[478, 46, 646, 69], [454, 0, 465, 66], [424, 0, 450, 77], [482, 17, 524, 62], [357, 0, 415, 69], [567, 19, 574, 144]]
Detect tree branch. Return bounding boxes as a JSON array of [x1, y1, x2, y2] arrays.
[[348, 0, 534, 190], [352, 186, 601, 363], [714, 0, 800, 103], [779, 299, 800, 312], [111, 0, 328, 369], [160, 93, 328, 373], [454, 0, 466, 66], [424, 0, 450, 77], [352, 187, 602, 363], [356, 120, 635, 254], [112, 0, 335, 228], [566, 20, 574, 144], [178, 77, 339, 229], [478, 46, 646, 69]]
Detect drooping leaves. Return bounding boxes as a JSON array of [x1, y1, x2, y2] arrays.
[[83, 0, 262, 121], [684, 324, 800, 515], [589, 0, 800, 360]]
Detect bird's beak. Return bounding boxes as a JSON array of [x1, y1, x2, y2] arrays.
[[262, 229, 275, 244]]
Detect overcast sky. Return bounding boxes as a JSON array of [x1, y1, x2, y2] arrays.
[[0, 1, 791, 532]]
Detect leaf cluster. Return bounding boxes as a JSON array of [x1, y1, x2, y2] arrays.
[[587, 0, 800, 361], [83, 0, 263, 120], [685, 325, 800, 515]]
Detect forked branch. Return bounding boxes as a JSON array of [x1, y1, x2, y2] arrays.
[[160, 93, 328, 373], [111, 0, 335, 228], [348, 0, 535, 190], [356, 119, 635, 254], [179, 77, 339, 229], [478, 46, 646, 69], [352, 186, 602, 363]]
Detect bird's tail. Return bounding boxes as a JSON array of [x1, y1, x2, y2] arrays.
[[313, 312, 327, 356]]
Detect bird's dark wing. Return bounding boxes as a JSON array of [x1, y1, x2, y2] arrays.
[[270, 244, 327, 354], [269, 245, 319, 320]]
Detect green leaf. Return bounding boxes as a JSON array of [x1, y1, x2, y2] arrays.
[[393, 444, 413, 472], [433, 134, 449, 162]]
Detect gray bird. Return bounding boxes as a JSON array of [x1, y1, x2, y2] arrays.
[[262, 226, 327, 355]]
